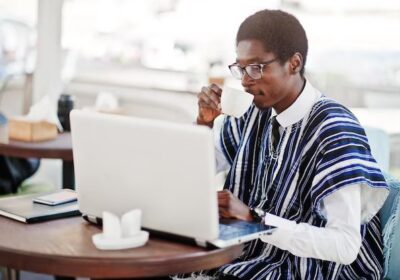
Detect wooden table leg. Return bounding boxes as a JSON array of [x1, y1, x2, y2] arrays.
[[62, 160, 74, 190], [5, 268, 19, 280]]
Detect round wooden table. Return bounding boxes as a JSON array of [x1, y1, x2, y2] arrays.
[[0, 133, 74, 189], [0, 216, 243, 279]]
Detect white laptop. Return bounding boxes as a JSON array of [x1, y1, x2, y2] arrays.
[[70, 110, 274, 248]]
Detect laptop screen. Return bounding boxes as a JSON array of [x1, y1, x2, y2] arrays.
[[71, 110, 220, 241]]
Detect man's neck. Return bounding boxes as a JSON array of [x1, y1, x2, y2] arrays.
[[274, 76, 306, 114]]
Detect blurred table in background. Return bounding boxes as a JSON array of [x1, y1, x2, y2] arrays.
[[0, 132, 74, 189]]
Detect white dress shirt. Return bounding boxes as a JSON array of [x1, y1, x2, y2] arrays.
[[214, 81, 363, 264]]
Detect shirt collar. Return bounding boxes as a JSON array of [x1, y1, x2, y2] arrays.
[[271, 80, 321, 128]]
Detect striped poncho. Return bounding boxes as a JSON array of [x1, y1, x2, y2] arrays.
[[214, 96, 388, 279]]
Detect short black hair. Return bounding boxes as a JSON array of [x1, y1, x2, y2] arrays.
[[236, 9, 308, 76]]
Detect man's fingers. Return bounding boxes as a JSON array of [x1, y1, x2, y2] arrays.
[[209, 84, 223, 97], [208, 94, 221, 109], [198, 86, 221, 110], [208, 84, 222, 105], [218, 189, 231, 195], [217, 190, 230, 205], [198, 94, 219, 111], [218, 190, 232, 199], [218, 191, 235, 215], [218, 196, 228, 207], [198, 99, 218, 111], [218, 206, 230, 218]]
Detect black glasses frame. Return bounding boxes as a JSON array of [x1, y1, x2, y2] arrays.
[[228, 58, 278, 80]]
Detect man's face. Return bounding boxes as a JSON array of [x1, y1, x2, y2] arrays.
[[235, 39, 299, 113]]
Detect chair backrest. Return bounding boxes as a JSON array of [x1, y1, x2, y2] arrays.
[[364, 126, 390, 172], [380, 173, 400, 279]]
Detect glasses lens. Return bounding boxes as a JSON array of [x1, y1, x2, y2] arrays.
[[229, 65, 243, 79], [246, 65, 262, 79]]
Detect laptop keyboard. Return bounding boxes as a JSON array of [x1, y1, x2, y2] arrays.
[[219, 220, 265, 240], [219, 223, 246, 238]]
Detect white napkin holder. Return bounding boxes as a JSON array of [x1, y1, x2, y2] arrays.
[[92, 209, 149, 250]]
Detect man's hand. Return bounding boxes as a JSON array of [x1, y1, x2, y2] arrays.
[[218, 190, 252, 221], [196, 84, 222, 127]]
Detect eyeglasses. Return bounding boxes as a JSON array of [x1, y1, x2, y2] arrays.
[[228, 58, 278, 80]]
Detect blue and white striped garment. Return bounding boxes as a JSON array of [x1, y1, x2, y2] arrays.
[[212, 97, 388, 279]]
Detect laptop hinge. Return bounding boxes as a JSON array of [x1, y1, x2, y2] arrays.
[[195, 238, 207, 247], [82, 214, 103, 225]]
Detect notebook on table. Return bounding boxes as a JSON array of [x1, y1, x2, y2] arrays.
[[0, 191, 80, 223], [70, 110, 274, 248]]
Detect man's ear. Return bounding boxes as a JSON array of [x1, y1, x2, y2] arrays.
[[289, 52, 303, 74]]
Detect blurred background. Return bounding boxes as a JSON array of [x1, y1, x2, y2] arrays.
[[1, 2, 399, 279], [1, 0, 400, 186]]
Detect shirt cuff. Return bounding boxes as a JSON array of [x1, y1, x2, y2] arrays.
[[264, 213, 297, 230], [261, 213, 297, 250]]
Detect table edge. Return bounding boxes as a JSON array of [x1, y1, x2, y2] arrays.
[[0, 243, 244, 278]]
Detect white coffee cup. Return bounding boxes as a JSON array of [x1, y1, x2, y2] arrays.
[[221, 87, 254, 118]]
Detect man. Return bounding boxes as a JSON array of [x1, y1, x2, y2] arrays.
[[195, 9, 388, 280]]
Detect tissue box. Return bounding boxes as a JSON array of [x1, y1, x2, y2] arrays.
[[9, 118, 58, 142]]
